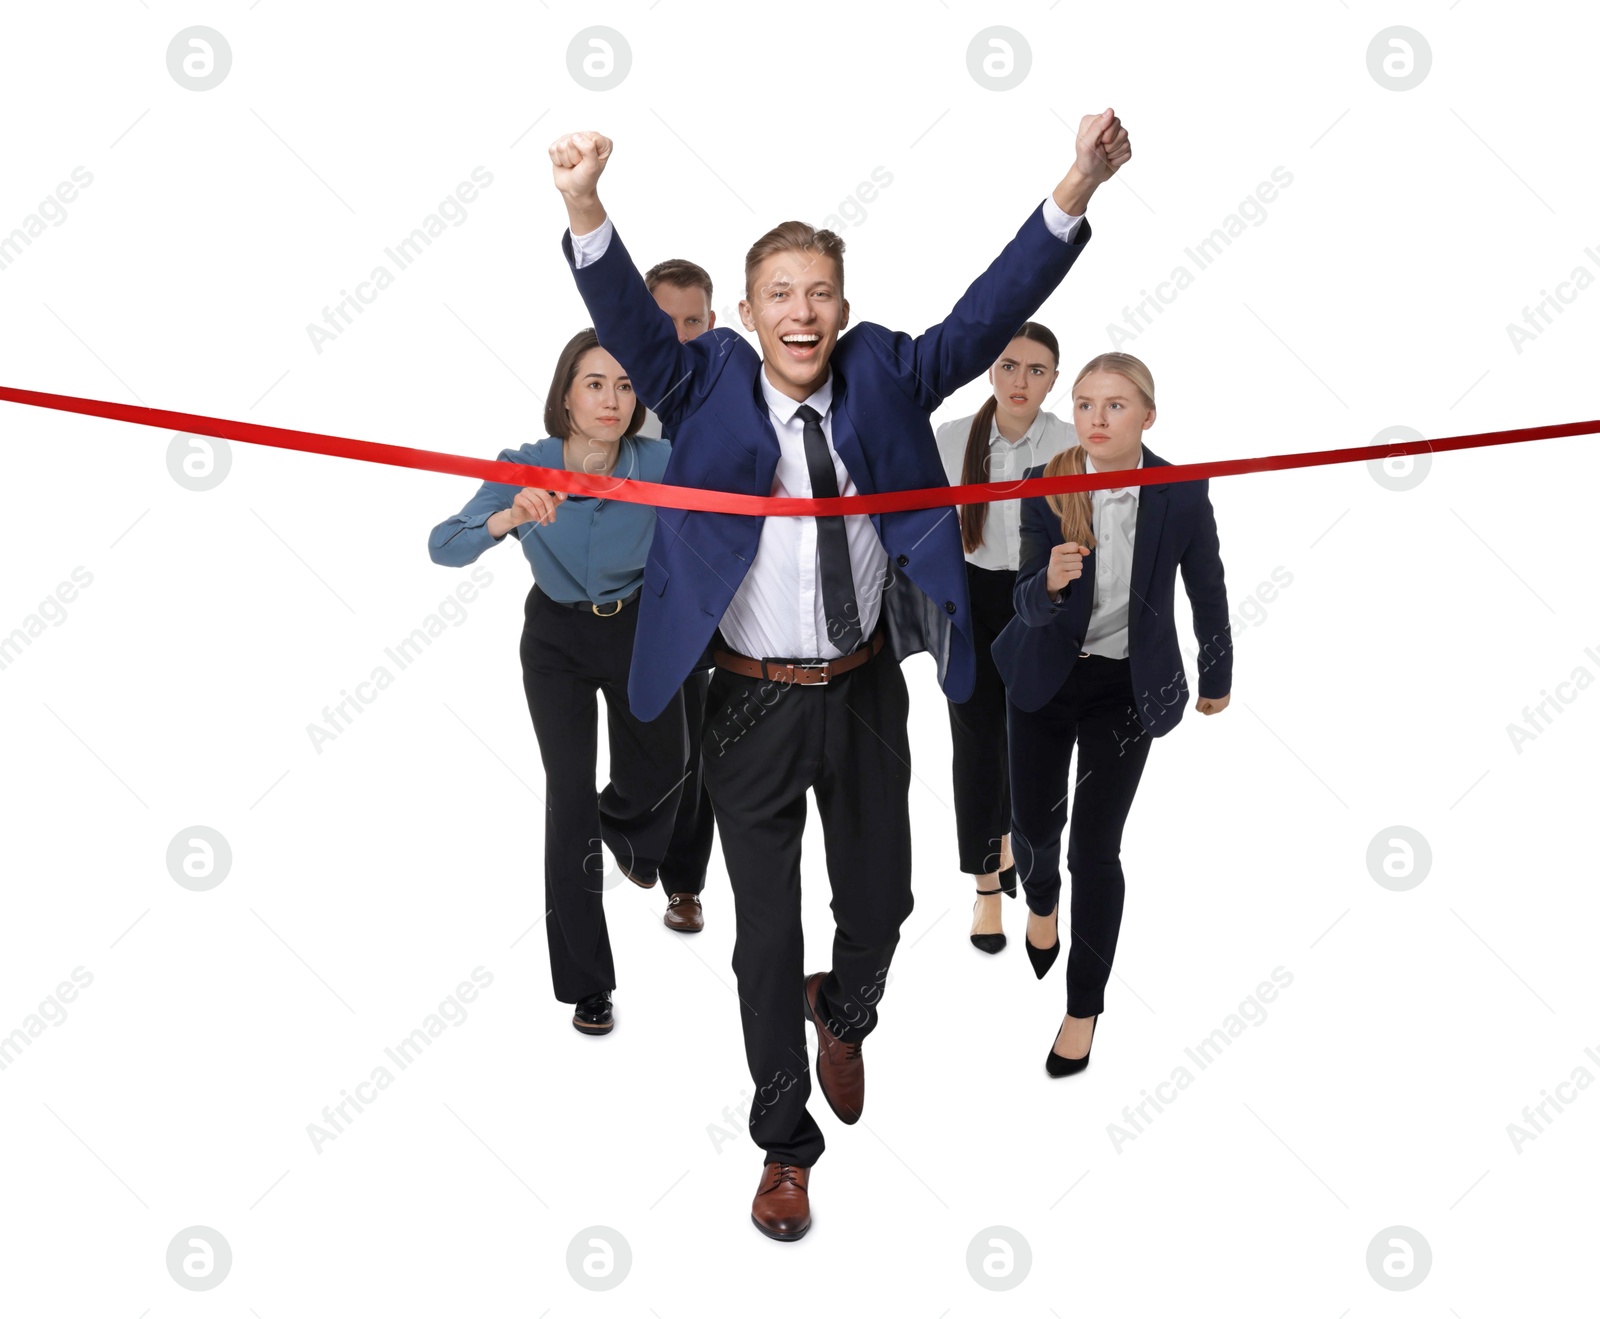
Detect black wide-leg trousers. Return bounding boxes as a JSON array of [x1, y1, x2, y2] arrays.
[[519, 584, 686, 1004]]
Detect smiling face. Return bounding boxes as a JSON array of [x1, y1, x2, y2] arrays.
[[652, 280, 715, 342], [1072, 369, 1154, 468], [989, 336, 1060, 429], [739, 246, 849, 402], [562, 346, 634, 443]]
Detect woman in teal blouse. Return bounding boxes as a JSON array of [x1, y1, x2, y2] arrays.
[[428, 328, 685, 1037]]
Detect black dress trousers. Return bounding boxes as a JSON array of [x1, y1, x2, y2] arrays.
[[1006, 653, 1153, 1018], [946, 561, 1018, 875], [519, 584, 687, 1003], [657, 668, 714, 895], [700, 637, 914, 1168]]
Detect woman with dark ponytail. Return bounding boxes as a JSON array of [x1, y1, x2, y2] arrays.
[[934, 323, 1075, 955], [991, 352, 1232, 1077]]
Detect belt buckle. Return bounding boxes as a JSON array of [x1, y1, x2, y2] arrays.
[[592, 598, 624, 617], [768, 656, 831, 684]]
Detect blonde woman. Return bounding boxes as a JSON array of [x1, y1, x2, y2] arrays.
[[992, 352, 1232, 1076]]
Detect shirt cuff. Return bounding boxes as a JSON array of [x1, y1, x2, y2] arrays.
[[569, 215, 615, 269], [1041, 194, 1085, 243], [454, 509, 509, 551]]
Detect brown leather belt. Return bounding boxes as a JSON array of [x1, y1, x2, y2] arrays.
[[713, 626, 885, 686]]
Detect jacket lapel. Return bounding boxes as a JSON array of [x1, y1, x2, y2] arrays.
[[749, 367, 781, 495], [827, 369, 872, 485], [1127, 446, 1167, 648], [1068, 528, 1096, 642], [819, 369, 890, 539]]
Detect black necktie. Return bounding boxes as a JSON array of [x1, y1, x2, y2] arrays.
[[795, 403, 863, 654]]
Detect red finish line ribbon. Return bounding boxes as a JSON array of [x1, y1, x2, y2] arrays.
[[3, 383, 1597, 514]]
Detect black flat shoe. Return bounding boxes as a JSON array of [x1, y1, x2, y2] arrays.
[[1046, 1013, 1097, 1077], [572, 990, 614, 1035], [998, 864, 1018, 899], [1024, 907, 1060, 980], [969, 886, 1006, 955]]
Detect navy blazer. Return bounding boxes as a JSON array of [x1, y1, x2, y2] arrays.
[[563, 206, 1094, 722], [991, 446, 1232, 738]]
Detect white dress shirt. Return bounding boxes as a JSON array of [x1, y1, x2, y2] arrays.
[[567, 197, 1088, 659], [1079, 452, 1144, 659], [713, 371, 891, 659], [935, 408, 1075, 571]]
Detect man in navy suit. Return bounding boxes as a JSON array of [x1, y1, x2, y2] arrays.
[[637, 257, 720, 935], [548, 112, 1130, 1240]]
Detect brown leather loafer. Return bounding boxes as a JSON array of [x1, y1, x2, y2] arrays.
[[802, 971, 863, 1124], [663, 892, 704, 932], [750, 1160, 811, 1241]]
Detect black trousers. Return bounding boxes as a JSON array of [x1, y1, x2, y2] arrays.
[[700, 638, 913, 1168], [946, 562, 1017, 874], [1007, 654, 1152, 1017], [658, 669, 714, 895], [519, 584, 687, 1003]]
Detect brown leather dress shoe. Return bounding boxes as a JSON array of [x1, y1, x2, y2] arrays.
[[750, 1160, 811, 1240], [802, 971, 864, 1124], [663, 892, 704, 932]]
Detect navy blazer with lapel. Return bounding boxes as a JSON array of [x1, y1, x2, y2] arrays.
[[990, 446, 1232, 738], [563, 206, 1094, 722]]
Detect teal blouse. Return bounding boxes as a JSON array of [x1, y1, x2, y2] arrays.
[[427, 435, 670, 605]]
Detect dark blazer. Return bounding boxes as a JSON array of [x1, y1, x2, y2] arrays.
[[562, 207, 1094, 722], [991, 446, 1232, 737]]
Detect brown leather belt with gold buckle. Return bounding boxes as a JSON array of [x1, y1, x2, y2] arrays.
[[713, 627, 885, 686]]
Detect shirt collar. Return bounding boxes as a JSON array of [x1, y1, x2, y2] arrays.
[[543, 434, 637, 496], [1085, 449, 1144, 499], [759, 365, 834, 427], [987, 408, 1049, 448], [612, 435, 639, 479]]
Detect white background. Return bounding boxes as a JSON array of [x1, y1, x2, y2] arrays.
[[2, 1, 1597, 1312]]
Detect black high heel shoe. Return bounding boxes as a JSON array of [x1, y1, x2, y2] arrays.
[[998, 863, 1018, 899], [969, 886, 1006, 955], [1045, 1013, 1097, 1077], [1023, 906, 1060, 979]]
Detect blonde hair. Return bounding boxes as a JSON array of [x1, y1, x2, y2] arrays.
[[743, 220, 845, 300], [1042, 352, 1156, 545]]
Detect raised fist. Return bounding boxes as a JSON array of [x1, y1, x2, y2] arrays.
[[549, 131, 613, 199], [1073, 109, 1131, 186]]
